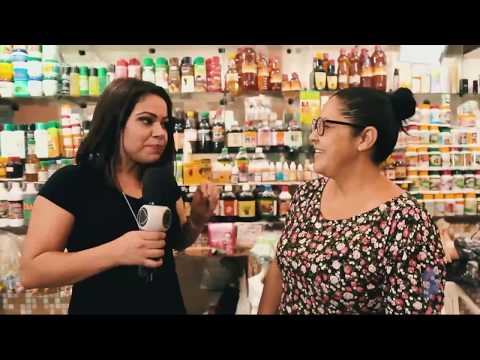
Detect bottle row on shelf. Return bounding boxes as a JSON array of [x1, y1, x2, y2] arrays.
[[171, 108, 304, 155], [182, 183, 293, 223], [175, 146, 318, 186], [0, 181, 38, 228], [0, 157, 74, 183], [386, 168, 480, 194], [0, 45, 394, 99], [416, 192, 480, 218]]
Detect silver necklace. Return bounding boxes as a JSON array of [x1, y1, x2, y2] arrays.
[[122, 192, 141, 229]]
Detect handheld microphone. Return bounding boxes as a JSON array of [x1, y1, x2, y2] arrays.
[[138, 165, 176, 282]]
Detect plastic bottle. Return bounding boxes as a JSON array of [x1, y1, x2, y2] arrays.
[[360, 49, 373, 88], [297, 163, 304, 182], [238, 184, 256, 221], [226, 54, 240, 96], [180, 57, 194, 93], [258, 185, 278, 221], [115, 59, 128, 79], [107, 64, 116, 85], [198, 112, 212, 153], [69, 66, 80, 97], [212, 113, 225, 153], [372, 45, 387, 92], [168, 57, 181, 94], [13, 125, 26, 159], [47, 121, 61, 158], [184, 111, 198, 153], [269, 56, 282, 91], [98, 67, 108, 94], [226, 120, 244, 151], [0, 182, 9, 227], [60, 64, 71, 96], [348, 48, 361, 88], [257, 52, 270, 92], [23, 182, 38, 225], [235, 147, 249, 183], [338, 49, 350, 89], [173, 109, 185, 153], [220, 185, 237, 222], [155, 57, 169, 89], [193, 57, 207, 92], [128, 58, 141, 79], [278, 186, 292, 219], [142, 57, 155, 83], [257, 120, 272, 148], [8, 182, 24, 227], [289, 162, 297, 181], [79, 66, 89, 96], [275, 161, 284, 181], [25, 134, 39, 182], [88, 67, 100, 96]]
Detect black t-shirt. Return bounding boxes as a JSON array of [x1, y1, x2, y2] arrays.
[[38, 164, 186, 315]]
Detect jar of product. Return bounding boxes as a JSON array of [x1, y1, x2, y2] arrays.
[[418, 147, 429, 168], [439, 127, 452, 146], [407, 169, 419, 192], [419, 125, 430, 145], [441, 170, 453, 191], [439, 147, 451, 169], [27, 56, 42, 80], [475, 170, 480, 191], [465, 151, 474, 168], [28, 80, 42, 96], [465, 193, 477, 215], [419, 104, 431, 123], [477, 194, 480, 215], [440, 104, 451, 124], [429, 125, 440, 145], [394, 161, 407, 180], [6, 157, 23, 179], [419, 170, 430, 191], [452, 150, 465, 168], [434, 193, 445, 217], [474, 147, 480, 168], [423, 194, 435, 215], [38, 161, 49, 183], [406, 147, 418, 167], [429, 171, 441, 191], [465, 171, 476, 190], [0, 60, 14, 81], [407, 128, 420, 146], [430, 106, 441, 124], [42, 79, 58, 96], [467, 129, 478, 145], [459, 130, 468, 145], [454, 194, 465, 216], [0, 157, 7, 178], [453, 171, 465, 191], [429, 149, 442, 167], [445, 194, 456, 216]]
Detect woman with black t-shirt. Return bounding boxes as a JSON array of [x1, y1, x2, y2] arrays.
[[20, 78, 219, 315]]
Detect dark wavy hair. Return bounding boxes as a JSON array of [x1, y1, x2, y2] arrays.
[[76, 78, 174, 187]]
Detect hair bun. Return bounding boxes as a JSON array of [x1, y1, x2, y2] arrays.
[[389, 88, 416, 123]]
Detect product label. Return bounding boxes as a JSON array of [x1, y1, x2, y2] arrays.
[[8, 201, 23, 219], [23, 195, 36, 221], [184, 129, 198, 142], [314, 72, 327, 90], [287, 131, 302, 148], [6, 167, 13, 173], [273, 130, 285, 146], [174, 133, 184, 151], [271, 73, 282, 84], [258, 132, 271, 147], [259, 199, 277, 216], [198, 129, 212, 142], [238, 200, 256, 218], [243, 132, 257, 148], [227, 133, 243, 147], [212, 126, 225, 142], [25, 163, 38, 175], [242, 63, 257, 74], [279, 199, 291, 216], [327, 76, 338, 90], [349, 75, 361, 85], [226, 73, 239, 83], [181, 75, 195, 93], [220, 199, 237, 217], [0, 200, 8, 218], [338, 75, 348, 84]]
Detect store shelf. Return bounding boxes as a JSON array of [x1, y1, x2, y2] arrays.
[[0, 178, 46, 184], [395, 144, 480, 150], [410, 190, 480, 195], [432, 215, 480, 224], [405, 122, 453, 128], [393, 180, 413, 184], [0, 226, 28, 235], [407, 167, 480, 171], [180, 181, 304, 187]]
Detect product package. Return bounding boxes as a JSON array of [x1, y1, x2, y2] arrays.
[[207, 223, 237, 255]]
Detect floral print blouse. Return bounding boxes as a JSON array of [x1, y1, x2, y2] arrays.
[[276, 177, 446, 315]]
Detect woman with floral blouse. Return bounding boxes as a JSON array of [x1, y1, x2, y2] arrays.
[[259, 87, 446, 315]]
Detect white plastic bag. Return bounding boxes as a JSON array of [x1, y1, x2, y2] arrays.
[[0, 231, 23, 291]]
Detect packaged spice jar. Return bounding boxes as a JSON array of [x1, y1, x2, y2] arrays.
[[441, 170, 453, 191], [453, 171, 465, 191], [419, 170, 430, 191], [475, 170, 480, 190], [429, 149, 442, 167], [434, 193, 445, 217], [439, 127, 452, 145], [429, 171, 441, 191], [440, 147, 451, 168], [406, 147, 418, 167], [429, 125, 440, 145], [445, 194, 456, 216], [452, 150, 465, 168], [418, 147, 429, 168], [465, 193, 477, 215], [454, 194, 465, 216], [465, 171, 476, 190], [465, 151, 474, 168]]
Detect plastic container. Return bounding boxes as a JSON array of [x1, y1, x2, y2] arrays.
[[441, 170, 453, 191], [0, 182, 9, 227], [128, 58, 141, 79], [440, 147, 451, 168], [79, 66, 89, 96], [429, 171, 441, 191], [237, 184, 256, 221], [27, 56, 42, 80], [23, 182, 38, 225], [453, 171, 465, 191], [465, 193, 477, 215], [142, 57, 155, 83], [465, 171, 476, 190], [34, 122, 49, 158], [8, 182, 24, 227], [454, 194, 465, 216], [429, 149, 441, 168], [419, 170, 430, 191], [115, 59, 128, 79], [155, 57, 169, 89], [417, 147, 429, 168]]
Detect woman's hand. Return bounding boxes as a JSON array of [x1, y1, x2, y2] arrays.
[[190, 183, 219, 227], [109, 230, 166, 268]]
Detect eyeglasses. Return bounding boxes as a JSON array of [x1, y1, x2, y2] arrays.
[[311, 117, 366, 136]]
